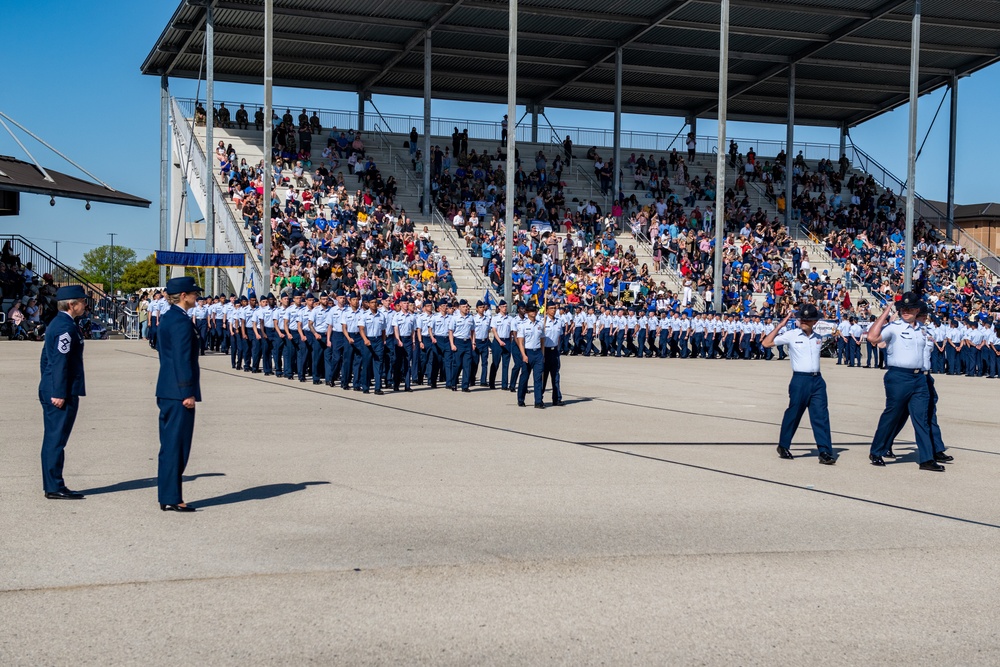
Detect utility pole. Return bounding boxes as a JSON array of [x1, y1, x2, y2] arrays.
[[108, 232, 117, 297], [53, 241, 60, 262]]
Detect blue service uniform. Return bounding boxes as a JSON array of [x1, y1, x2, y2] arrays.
[[509, 314, 526, 387], [869, 320, 936, 464], [155, 304, 202, 505], [192, 302, 209, 355], [516, 315, 546, 407], [324, 304, 345, 385], [38, 311, 86, 494], [542, 315, 563, 405], [472, 312, 492, 386], [773, 327, 833, 458], [431, 312, 454, 389], [392, 310, 416, 390], [490, 312, 513, 389], [359, 308, 389, 392], [449, 311, 475, 390], [341, 306, 363, 390]]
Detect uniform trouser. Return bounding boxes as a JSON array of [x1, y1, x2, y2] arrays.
[[561, 330, 572, 355], [251, 334, 263, 371], [542, 347, 562, 403], [836, 338, 846, 364], [230, 329, 239, 367], [625, 330, 635, 356], [432, 339, 452, 388], [779, 373, 833, 456], [196, 320, 208, 353], [311, 335, 326, 382], [517, 348, 545, 406], [658, 331, 670, 358], [724, 335, 735, 359], [327, 332, 344, 384], [489, 339, 511, 389], [584, 331, 595, 356], [156, 397, 195, 506], [680, 333, 690, 358], [283, 337, 298, 378], [963, 345, 977, 376], [981, 347, 994, 377], [362, 338, 385, 390], [946, 345, 959, 374], [262, 331, 274, 373], [509, 339, 524, 388], [240, 334, 252, 370], [930, 347, 945, 374], [870, 368, 936, 463], [777, 343, 788, 360], [340, 336, 355, 389], [692, 333, 704, 358], [393, 340, 413, 389], [451, 338, 473, 389], [888, 374, 946, 454], [847, 339, 858, 366], [297, 336, 312, 380], [351, 338, 367, 389], [636, 331, 647, 358], [598, 331, 608, 356], [210, 324, 220, 351], [472, 339, 489, 385], [220, 326, 229, 354], [39, 393, 79, 493], [573, 326, 584, 354], [148, 321, 158, 348], [266, 328, 281, 374], [866, 342, 877, 367], [614, 331, 625, 356], [741, 336, 751, 359]]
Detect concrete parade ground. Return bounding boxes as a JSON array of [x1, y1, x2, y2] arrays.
[[2, 339, 1000, 665]]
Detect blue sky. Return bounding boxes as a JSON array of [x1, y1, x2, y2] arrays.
[[2, 0, 997, 268]]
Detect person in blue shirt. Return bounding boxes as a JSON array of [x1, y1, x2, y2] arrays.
[[515, 302, 546, 409], [155, 277, 203, 512], [38, 285, 89, 500], [764, 304, 836, 465]]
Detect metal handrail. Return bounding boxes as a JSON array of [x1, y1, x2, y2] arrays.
[[432, 208, 501, 301], [171, 97, 261, 294], [372, 121, 416, 191]]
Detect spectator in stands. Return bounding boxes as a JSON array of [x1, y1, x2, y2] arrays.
[[236, 104, 249, 130]]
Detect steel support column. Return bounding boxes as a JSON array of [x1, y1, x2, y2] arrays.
[[712, 0, 730, 314], [530, 104, 538, 143], [687, 115, 697, 143], [784, 63, 795, 231], [946, 73, 957, 242], [503, 0, 517, 306], [839, 123, 848, 160], [422, 31, 432, 217], [903, 0, 920, 293], [159, 74, 169, 287], [612, 46, 623, 207], [262, 0, 273, 294], [357, 93, 366, 132], [205, 2, 216, 294]]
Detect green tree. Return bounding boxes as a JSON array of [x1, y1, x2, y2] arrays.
[[118, 253, 160, 293], [79, 244, 137, 292]]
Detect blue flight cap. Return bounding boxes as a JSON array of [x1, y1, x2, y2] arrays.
[[55, 285, 87, 301], [458, 299, 469, 306], [498, 299, 507, 306], [476, 300, 485, 307], [165, 276, 204, 295]]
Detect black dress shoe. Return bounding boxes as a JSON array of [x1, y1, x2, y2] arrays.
[[517, 402, 526, 407], [776, 445, 794, 460], [818, 452, 837, 465], [534, 403, 546, 409], [160, 503, 197, 512], [870, 454, 886, 467], [404, 387, 413, 392], [552, 400, 563, 406], [45, 489, 84, 500], [883, 448, 897, 459], [450, 387, 458, 392], [374, 390, 385, 395], [461, 388, 471, 393], [362, 390, 370, 394], [918, 460, 946, 472], [264, 372, 273, 376], [934, 451, 954, 463]]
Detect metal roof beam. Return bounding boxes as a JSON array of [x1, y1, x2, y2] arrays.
[[882, 13, 1000, 31], [694, 0, 911, 116], [538, 0, 700, 104], [432, 23, 618, 46], [213, 1, 426, 29], [360, 0, 467, 93], [210, 25, 404, 52], [459, 0, 650, 25], [164, 8, 207, 76], [801, 57, 951, 75], [652, 19, 822, 41], [627, 42, 789, 62], [711, 0, 871, 19]]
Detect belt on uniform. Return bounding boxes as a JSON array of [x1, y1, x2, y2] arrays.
[[792, 371, 821, 377], [887, 366, 928, 375], [475, 338, 489, 343]]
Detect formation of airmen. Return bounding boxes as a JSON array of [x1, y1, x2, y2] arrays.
[[142, 288, 1000, 381]]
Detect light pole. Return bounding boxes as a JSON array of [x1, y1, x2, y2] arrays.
[[108, 232, 117, 298], [53, 240, 59, 262]]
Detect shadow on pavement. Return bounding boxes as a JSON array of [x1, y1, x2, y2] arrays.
[[191, 481, 330, 508], [80, 473, 226, 495]]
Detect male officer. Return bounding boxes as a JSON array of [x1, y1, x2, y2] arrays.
[[39, 285, 89, 500], [449, 299, 476, 392], [392, 298, 416, 391], [324, 291, 347, 387], [515, 302, 546, 409], [583, 306, 597, 356], [416, 300, 434, 385], [296, 293, 316, 382], [764, 304, 836, 465], [867, 292, 944, 472], [248, 295, 266, 373], [155, 277, 203, 512], [191, 295, 209, 355], [489, 300, 512, 389], [309, 293, 329, 385], [429, 300, 453, 389], [847, 317, 863, 367], [835, 316, 851, 364], [945, 318, 962, 375], [283, 292, 303, 380], [358, 294, 388, 394], [340, 292, 363, 390], [258, 294, 276, 375], [509, 303, 527, 389], [147, 291, 164, 349], [272, 294, 290, 377], [542, 303, 563, 406], [471, 300, 491, 386], [221, 294, 236, 357]]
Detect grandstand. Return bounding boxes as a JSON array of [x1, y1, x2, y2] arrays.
[[144, 0, 1000, 315]]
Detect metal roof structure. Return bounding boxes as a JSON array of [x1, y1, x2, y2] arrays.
[[0, 155, 151, 208], [142, 0, 1000, 128]]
